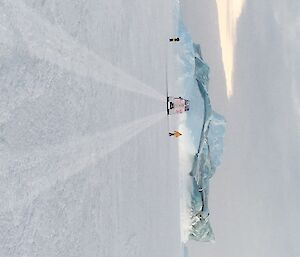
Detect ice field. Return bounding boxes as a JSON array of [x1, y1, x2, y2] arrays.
[[0, 0, 227, 255], [0, 0, 184, 256]]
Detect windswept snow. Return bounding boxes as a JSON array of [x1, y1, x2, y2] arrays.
[[2, 0, 165, 104], [0, 0, 183, 256], [1, 112, 166, 214]]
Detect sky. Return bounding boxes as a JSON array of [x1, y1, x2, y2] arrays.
[[181, 0, 300, 257]]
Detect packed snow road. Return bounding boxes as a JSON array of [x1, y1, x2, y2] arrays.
[[0, 1, 182, 256]]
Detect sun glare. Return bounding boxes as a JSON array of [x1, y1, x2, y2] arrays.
[[215, 0, 246, 98]]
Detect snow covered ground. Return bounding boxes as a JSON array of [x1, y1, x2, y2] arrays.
[[0, 1, 184, 256]]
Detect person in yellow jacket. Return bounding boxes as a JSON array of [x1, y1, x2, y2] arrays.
[[169, 131, 182, 137]]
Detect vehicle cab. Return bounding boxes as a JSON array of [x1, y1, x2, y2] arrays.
[[167, 96, 190, 115]]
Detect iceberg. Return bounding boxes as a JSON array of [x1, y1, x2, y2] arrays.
[[177, 17, 226, 242]]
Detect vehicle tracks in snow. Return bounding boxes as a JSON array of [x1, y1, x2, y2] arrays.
[[1, 111, 166, 214], [1, 0, 165, 103]]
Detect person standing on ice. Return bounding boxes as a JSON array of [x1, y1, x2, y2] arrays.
[[169, 131, 182, 137], [169, 37, 180, 42]]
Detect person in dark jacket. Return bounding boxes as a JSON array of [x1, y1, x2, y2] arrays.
[[169, 37, 180, 42]]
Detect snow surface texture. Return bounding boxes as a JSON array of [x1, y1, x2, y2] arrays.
[[0, 0, 225, 255], [176, 16, 226, 242], [0, 0, 185, 256]]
